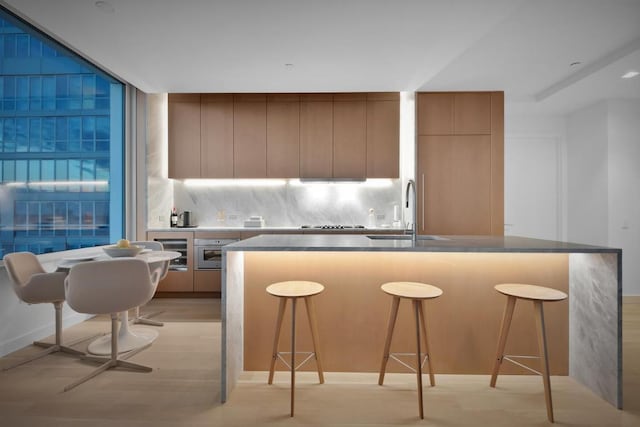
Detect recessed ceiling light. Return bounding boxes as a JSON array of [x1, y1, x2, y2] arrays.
[[95, 1, 115, 13], [284, 63, 294, 70], [621, 70, 639, 79]]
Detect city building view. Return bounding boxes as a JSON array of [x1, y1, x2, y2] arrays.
[[0, 9, 123, 256]]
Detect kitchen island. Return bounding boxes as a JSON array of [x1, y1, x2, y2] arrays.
[[221, 234, 621, 408]]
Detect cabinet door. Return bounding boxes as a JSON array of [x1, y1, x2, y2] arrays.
[[417, 93, 453, 136], [366, 98, 399, 178], [201, 94, 234, 178], [333, 99, 366, 179], [417, 135, 492, 235], [454, 92, 491, 135], [300, 99, 333, 179], [168, 94, 201, 179], [194, 270, 221, 292], [267, 96, 300, 178], [233, 96, 267, 178]]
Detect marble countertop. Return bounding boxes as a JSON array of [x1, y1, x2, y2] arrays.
[[147, 226, 407, 233], [223, 233, 621, 253]]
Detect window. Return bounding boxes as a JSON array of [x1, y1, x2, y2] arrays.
[[0, 7, 124, 255]]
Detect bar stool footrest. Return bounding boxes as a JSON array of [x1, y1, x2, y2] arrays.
[[389, 352, 429, 373], [502, 354, 543, 376], [276, 351, 317, 371]]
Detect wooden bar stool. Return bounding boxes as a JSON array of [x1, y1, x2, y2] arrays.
[[378, 281, 443, 419], [267, 281, 325, 417], [490, 283, 568, 423]]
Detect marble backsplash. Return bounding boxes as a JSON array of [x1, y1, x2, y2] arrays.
[[165, 180, 404, 228]]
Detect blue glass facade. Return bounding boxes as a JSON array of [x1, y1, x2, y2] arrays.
[[0, 8, 124, 256]]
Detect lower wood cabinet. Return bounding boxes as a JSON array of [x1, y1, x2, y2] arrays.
[[194, 270, 222, 292]]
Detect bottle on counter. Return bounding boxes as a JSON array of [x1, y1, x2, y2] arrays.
[[368, 208, 376, 228], [170, 207, 178, 228]]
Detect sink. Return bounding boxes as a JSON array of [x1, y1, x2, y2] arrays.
[[366, 235, 449, 241]]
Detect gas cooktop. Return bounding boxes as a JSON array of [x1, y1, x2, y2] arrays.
[[300, 225, 366, 230]]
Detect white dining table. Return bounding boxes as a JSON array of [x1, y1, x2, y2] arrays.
[[58, 250, 181, 355]]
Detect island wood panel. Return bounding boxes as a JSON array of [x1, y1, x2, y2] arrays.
[[418, 135, 492, 235], [168, 94, 201, 179], [366, 98, 399, 178], [233, 96, 267, 178], [242, 251, 569, 375], [333, 99, 366, 179], [201, 94, 234, 178], [266, 98, 300, 178], [300, 100, 333, 179]]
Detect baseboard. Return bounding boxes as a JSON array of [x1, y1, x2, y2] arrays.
[[623, 296, 640, 304], [0, 312, 93, 358]]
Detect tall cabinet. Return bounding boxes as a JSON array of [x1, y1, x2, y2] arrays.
[[416, 92, 503, 235]]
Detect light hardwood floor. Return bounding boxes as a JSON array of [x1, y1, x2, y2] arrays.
[[1, 299, 639, 426]]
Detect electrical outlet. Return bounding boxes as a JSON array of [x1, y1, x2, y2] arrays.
[[376, 214, 385, 220], [158, 215, 165, 222], [228, 214, 239, 220]]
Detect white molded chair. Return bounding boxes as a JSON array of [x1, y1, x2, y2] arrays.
[[131, 240, 168, 326], [2, 252, 86, 371], [63, 258, 161, 392]]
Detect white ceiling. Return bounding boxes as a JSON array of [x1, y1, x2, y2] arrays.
[[3, 0, 640, 115]]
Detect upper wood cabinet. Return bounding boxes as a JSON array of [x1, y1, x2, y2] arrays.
[[267, 94, 300, 178], [333, 94, 367, 179], [300, 94, 334, 179], [168, 94, 201, 179], [366, 93, 400, 178], [417, 92, 491, 135], [416, 91, 503, 236], [201, 94, 234, 178], [169, 92, 400, 180], [233, 94, 267, 178]]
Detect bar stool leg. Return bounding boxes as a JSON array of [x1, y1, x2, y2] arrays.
[[413, 300, 424, 419], [534, 301, 554, 423], [417, 300, 435, 386], [490, 295, 517, 387], [268, 298, 287, 385], [378, 296, 401, 385], [290, 297, 297, 417], [304, 296, 324, 384]]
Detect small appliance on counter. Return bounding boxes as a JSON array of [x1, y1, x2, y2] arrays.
[[177, 210, 197, 228], [243, 215, 265, 227]]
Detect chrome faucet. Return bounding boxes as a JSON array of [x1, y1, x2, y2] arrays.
[[405, 179, 417, 243]]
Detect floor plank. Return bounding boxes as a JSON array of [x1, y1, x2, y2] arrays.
[[0, 298, 638, 426]]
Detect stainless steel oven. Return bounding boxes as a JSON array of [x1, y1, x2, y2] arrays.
[[194, 238, 239, 270]]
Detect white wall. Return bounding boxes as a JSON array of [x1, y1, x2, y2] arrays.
[[607, 100, 640, 295], [566, 99, 640, 295], [504, 114, 566, 240], [566, 102, 610, 246]]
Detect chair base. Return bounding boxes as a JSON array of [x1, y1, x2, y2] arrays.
[[131, 307, 165, 327], [64, 357, 152, 392], [1, 343, 84, 371]]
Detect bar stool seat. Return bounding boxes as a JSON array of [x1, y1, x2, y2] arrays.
[[378, 281, 443, 419], [267, 281, 325, 417], [490, 283, 568, 423]]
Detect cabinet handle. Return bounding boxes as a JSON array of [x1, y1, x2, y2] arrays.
[[421, 173, 425, 232]]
